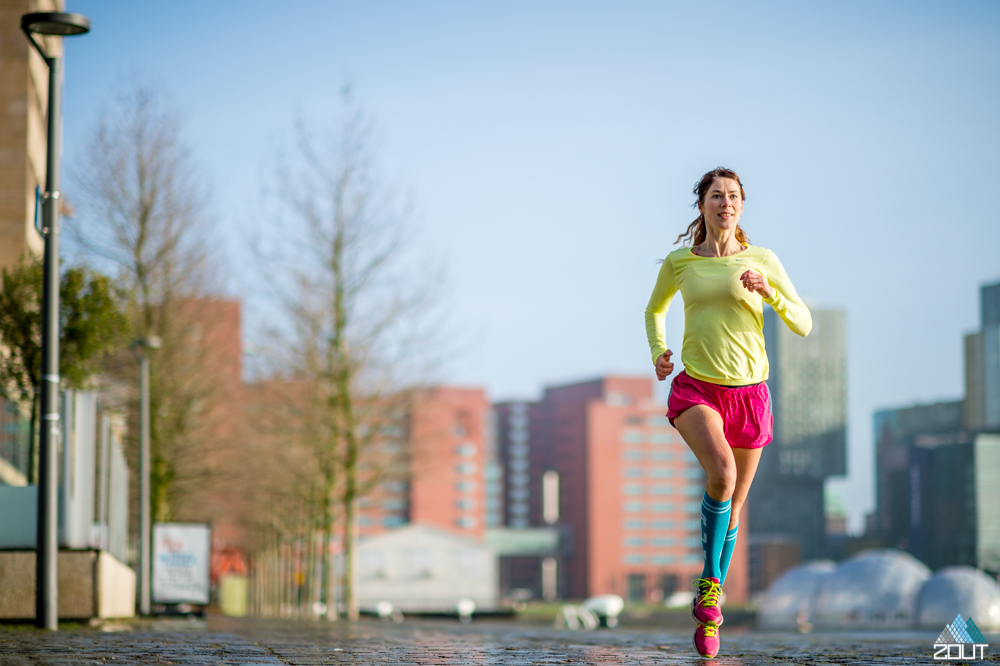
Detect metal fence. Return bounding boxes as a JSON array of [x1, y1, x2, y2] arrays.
[[0, 390, 129, 564]]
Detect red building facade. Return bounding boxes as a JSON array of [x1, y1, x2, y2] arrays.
[[523, 376, 748, 603]]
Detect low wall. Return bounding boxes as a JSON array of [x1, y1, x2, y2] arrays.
[[0, 549, 135, 620]]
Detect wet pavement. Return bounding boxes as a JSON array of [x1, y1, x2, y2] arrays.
[[0, 616, 997, 665]]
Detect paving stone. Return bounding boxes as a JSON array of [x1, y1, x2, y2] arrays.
[[0, 617, 997, 665]]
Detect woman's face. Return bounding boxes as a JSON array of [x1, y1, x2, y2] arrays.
[[698, 177, 744, 233]]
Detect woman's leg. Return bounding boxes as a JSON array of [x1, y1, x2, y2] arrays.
[[719, 447, 763, 585], [674, 405, 735, 583]]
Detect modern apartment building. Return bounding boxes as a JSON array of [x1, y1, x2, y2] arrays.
[[358, 386, 494, 540], [874, 400, 1000, 574], [964, 280, 1000, 431], [748, 308, 846, 562], [499, 376, 748, 604]]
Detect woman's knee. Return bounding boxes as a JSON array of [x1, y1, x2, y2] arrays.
[[705, 461, 737, 500]]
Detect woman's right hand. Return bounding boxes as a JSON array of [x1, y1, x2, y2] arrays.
[[655, 350, 674, 381]]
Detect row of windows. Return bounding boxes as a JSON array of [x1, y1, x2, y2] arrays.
[[621, 430, 680, 445], [624, 415, 672, 428], [622, 484, 704, 496], [359, 515, 407, 529], [623, 501, 702, 514], [623, 536, 701, 548], [623, 467, 703, 479], [624, 518, 701, 531], [623, 553, 702, 565]]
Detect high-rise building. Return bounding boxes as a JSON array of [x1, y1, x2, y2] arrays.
[[964, 280, 1000, 431], [747, 308, 846, 562], [874, 400, 1000, 574], [499, 376, 748, 604]]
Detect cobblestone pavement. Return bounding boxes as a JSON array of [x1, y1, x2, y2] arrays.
[[1, 616, 997, 665]]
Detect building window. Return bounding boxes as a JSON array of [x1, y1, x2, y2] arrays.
[[508, 487, 529, 501], [621, 430, 644, 444], [622, 484, 643, 496], [623, 449, 643, 460], [623, 501, 644, 513], [651, 451, 673, 461], [651, 555, 675, 565], [651, 502, 675, 513], [625, 415, 643, 425], [456, 516, 478, 529], [623, 536, 643, 547], [649, 431, 674, 444], [382, 498, 406, 511], [509, 472, 529, 487], [652, 537, 675, 547], [649, 485, 673, 495], [683, 502, 701, 513], [456, 462, 478, 475], [683, 485, 703, 496], [651, 520, 675, 530], [649, 467, 674, 478], [456, 480, 478, 492], [627, 572, 646, 601], [623, 468, 642, 478], [382, 515, 406, 528], [509, 502, 529, 516], [683, 468, 704, 479], [542, 470, 560, 524], [683, 450, 698, 462], [456, 498, 478, 510], [647, 416, 671, 427], [683, 518, 701, 531], [684, 536, 701, 548], [456, 443, 477, 457], [624, 519, 645, 529], [683, 554, 702, 564], [623, 554, 645, 565]]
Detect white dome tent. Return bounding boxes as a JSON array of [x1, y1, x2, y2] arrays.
[[757, 560, 836, 631], [917, 566, 1000, 631]]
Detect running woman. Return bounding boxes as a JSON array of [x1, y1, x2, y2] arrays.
[[644, 167, 811, 658]]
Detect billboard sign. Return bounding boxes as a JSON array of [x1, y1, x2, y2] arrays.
[[152, 523, 211, 604]]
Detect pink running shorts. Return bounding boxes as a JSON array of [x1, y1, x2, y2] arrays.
[[666, 370, 773, 449]]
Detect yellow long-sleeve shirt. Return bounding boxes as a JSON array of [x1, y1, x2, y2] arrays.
[[644, 245, 811, 386]]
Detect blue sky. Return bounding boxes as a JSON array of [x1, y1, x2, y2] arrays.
[[60, 1, 1000, 533]]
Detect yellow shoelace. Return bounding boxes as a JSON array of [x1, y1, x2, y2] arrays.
[[695, 578, 722, 607], [700, 622, 718, 638]]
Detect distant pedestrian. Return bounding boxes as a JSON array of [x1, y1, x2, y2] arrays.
[[644, 167, 811, 658]]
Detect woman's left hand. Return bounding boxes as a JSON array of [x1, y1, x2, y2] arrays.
[[740, 270, 773, 298]]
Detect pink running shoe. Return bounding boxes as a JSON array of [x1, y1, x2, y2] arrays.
[[693, 621, 721, 658], [691, 577, 724, 625]]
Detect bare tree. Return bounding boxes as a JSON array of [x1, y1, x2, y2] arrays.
[[253, 89, 441, 620], [68, 81, 237, 525]]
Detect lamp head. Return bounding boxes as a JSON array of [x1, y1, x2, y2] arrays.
[[131, 336, 163, 352], [21, 12, 90, 37]]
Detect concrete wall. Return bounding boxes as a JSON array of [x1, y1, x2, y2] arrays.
[[0, 549, 135, 619]]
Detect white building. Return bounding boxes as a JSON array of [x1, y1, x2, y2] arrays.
[[357, 524, 498, 613]]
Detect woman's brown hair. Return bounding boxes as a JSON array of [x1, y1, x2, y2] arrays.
[[674, 167, 749, 246]]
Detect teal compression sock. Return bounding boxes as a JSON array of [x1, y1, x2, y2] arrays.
[[700, 492, 732, 581], [719, 524, 738, 586]]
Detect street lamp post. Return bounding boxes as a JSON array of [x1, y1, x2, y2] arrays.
[[131, 337, 161, 617], [20, 11, 91, 632]]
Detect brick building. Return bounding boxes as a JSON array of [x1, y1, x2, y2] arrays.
[[498, 376, 749, 604], [358, 386, 498, 540]]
